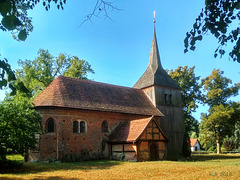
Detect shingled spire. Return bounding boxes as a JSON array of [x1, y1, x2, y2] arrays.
[[133, 25, 180, 90]]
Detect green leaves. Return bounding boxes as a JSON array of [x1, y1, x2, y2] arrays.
[[0, 58, 15, 90], [0, 79, 7, 88], [168, 66, 202, 134], [0, 0, 66, 41], [16, 49, 94, 96], [1, 15, 19, 30], [185, 0, 240, 62], [200, 104, 235, 153], [18, 29, 27, 41], [200, 69, 240, 153], [0, 0, 11, 16], [201, 69, 240, 107], [0, 95, 42, 160]]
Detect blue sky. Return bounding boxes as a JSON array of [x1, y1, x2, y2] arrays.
[[1, 0, 240, 120]]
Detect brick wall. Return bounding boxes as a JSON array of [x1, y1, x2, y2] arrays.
[[30, 107, 149, 162]]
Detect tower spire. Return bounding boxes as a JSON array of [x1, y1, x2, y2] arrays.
[[133, 14, 180, 90]]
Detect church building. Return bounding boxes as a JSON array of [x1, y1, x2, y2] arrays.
[[30, 24, 184, 162]]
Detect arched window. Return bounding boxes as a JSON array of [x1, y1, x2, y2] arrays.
[[46, 118, 54, 133], [80, 121, 86, 133], [73, 121, 79, 133], [102, 121, 108, 133]]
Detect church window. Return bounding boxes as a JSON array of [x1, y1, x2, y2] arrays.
[[73, 121, 78, 133], [165, 94, 172, 105], [46, 118, 54, 133], [169, 95, 172, 105], [102, 121, 108, 133], [164, 94, 168, 104], [73, 120, 87, 134], [80, 121, 86, 133]]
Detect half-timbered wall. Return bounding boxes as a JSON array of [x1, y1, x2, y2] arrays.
[[111, 144, 137, 161], [137, 120, 167, 161]]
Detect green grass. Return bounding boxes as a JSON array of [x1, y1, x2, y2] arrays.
[[0, 153, 240, 179]]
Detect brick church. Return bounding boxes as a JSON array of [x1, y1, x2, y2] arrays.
[[30, 25, 185, 162]]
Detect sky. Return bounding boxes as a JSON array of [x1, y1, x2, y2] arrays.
[[0, 0, 240, 120]]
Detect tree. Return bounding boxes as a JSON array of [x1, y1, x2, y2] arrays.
[[200, 104, 234, 154], [0, 0, 118, 41], [0, 58, 15, 91], [200, 69, 240, 154], [0, 94, 42, 161], [184, 0, 240, 62], [201, 69, 240, 107], [168, 66, 203, 135], [16, 49, 94, 96], [231, 102, 240, 150], [0, 0, 115, 95], [182, 132, 191, 157], [0, 0, 66, 41], [0, 57, 29, 96], [223, 102, 240, 150], [63, 56, 94, 79]]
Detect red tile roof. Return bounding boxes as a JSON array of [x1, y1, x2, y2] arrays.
[[33, 76, 163, 116], [108, 117, 153, 143], [190, 138, 198, 147]]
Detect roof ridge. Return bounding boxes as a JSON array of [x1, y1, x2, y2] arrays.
[[58, 75, 143, 91], [33, 76, 163, 116]]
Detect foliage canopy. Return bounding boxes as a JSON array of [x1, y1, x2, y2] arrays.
[[16, 49, 94, 96], [0, 94, 42, 161], [185, 0, 240, 62], [168, 66, 203, 134], [200, 69, 240, 154], [201, 69, 240, 107]]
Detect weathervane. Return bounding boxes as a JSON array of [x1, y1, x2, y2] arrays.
[[153, 10, 156, 23]]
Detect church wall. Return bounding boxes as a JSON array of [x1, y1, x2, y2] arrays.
[[155, 86, 184, 159], [154, 86, 182, 107], [156, 105, 184, 159], [141, 86, 156, 106], [137, 141, 167, 161], [137, 120, 167, 161], [111, 144, 137, 161], [30, 107, 147, 162], [142, 85, 185, 159]]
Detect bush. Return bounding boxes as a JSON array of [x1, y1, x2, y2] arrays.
[[207, 146, 216, 152]]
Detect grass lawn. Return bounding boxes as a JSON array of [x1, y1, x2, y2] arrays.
[[0, 153, 239, 180]]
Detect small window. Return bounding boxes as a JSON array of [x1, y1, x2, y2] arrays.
[[73, 121, 79, 133], [102, 121, 108, 133], [165, 94, 172, 105], [164, 94, 168, 105], [169, 95, 172, 105], [47, 118, 54, 133], [80, 121, 86, 133]]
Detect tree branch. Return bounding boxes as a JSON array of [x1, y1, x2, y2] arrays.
[[79, 0, 121, 27]]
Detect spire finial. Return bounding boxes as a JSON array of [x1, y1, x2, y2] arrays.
[[153, 11, 156, 23]]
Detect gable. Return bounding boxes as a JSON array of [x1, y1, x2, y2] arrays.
[[108, 116, 168, 143], [190, 138, 198, 147], [33, 76, 163, 116], [138, 119, 167, 142], [108, 117, 152, 143]]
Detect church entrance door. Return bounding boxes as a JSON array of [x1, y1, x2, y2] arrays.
[[150, 143, 159, 161]]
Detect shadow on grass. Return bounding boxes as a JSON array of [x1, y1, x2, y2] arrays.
[[0, 176, 79, 180], [0, 160, 122, 175], [191, 154, 240, 161]]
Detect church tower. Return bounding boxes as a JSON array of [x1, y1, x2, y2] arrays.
[[134, 23, 185, 158]]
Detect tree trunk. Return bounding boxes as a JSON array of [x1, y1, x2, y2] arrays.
[[24, 148, 29, 162], [216, 139, 221, 154]]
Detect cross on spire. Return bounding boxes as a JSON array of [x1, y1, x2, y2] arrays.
[[153, 11, 156, 23], [133, 13, 181, 90]]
